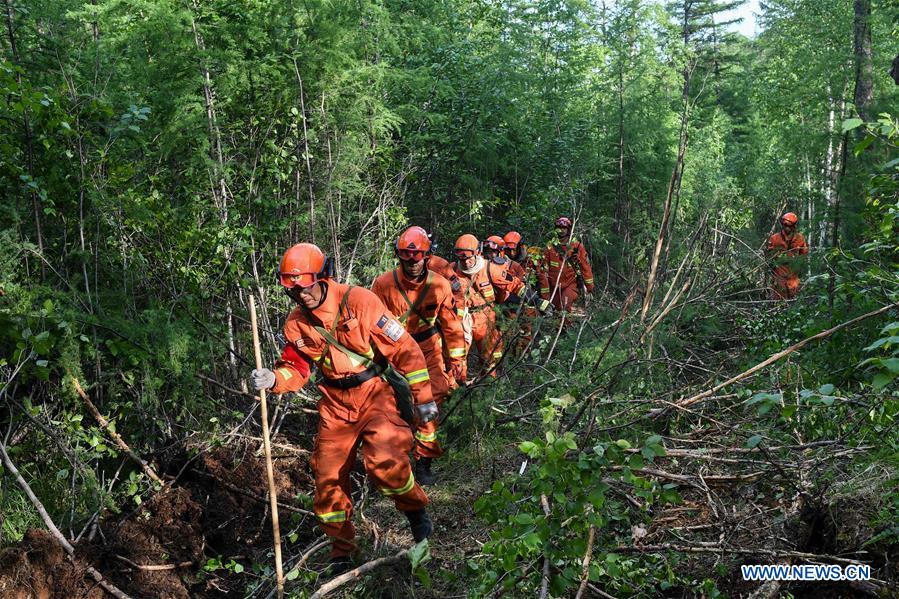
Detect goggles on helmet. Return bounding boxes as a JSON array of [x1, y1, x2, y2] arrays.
[[398, 248, 427, 261], [280, 271, 321, 289], [454, 248, 477, 259]]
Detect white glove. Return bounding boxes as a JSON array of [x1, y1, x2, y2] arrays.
[[414, 401, 439, 424], [250, 368, 275, 390]]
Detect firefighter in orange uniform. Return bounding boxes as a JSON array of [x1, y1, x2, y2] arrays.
[[482, 235, 519, 304], [371, 226, 467, 485], [250, 243, 434, 572], [766, 212, 809, 300], [538, 216, 595, 311], [504, 231, 537, 284], [452, 235, 550, 374]]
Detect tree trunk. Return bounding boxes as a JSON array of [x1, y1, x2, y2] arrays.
[[852, 0, 873, 122], [4, 0, 44, 278]]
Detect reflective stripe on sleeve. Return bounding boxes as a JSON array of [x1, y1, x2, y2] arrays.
[[540, 287, 550, 294], [405, 368, 430, 385], [448, 347, 466, 358], [415, 430, 438, 443], [317, 510, 347, 523], [549, 261, 560, 267], [380, 472, 415, 496], [277, 368, 293, 381], [584, 278, 594, 284]]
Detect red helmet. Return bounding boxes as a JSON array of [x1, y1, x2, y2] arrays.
[[781, 212, 799, 226], [555, 216, 572, 229], [484, 235, 505, 251], [396, 226, 431, 261], [503, 231, 522, 249], [279, 243, 330, 288], [454, 233, 480, 258]]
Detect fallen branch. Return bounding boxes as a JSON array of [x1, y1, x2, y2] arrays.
[[0, 438, 132, 599], [114, 554, 194, 571], [574, 523, 596, 599], [72, 377, 162, 484], [650, 302, 897, 417], [309, 549, 409, 599]]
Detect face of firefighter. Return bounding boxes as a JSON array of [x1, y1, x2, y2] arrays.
[[287, 280, 325, 309], [781, 222, 796, 236], [459, 253, 478, 271], [482, 246, 497, 261], [506, 244, 521, 260], [556, 226, 572, 243], [400, 254, 427, 279]]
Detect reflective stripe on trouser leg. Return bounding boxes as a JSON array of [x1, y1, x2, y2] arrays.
[[413, 341, 448, 459], [311, 415, 361, 558], [360, 402, 429, 513]]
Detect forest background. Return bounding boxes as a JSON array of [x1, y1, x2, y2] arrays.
[[1, 0, 898, 597]]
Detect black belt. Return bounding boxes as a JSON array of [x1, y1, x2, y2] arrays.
[[319, 363, 385, 390], [411, 325, 440, 342]]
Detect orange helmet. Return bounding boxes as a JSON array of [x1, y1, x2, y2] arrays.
[[555, 216, 572, 229], [781, 212, 798, 226], [454, 234, 480, 258], [279, 243, 330, 288], [396, 226, 431, 261], [484, 235, 505, 251], [503, 231, 522, 249]]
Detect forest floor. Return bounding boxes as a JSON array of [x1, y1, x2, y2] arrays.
[[1, 301, 897, 598]]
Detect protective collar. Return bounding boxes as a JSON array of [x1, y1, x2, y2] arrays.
[[460, 255, 485, 276]]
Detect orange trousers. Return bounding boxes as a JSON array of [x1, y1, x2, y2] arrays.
[[548, 285, 579, 312], [311, 379, 428, 557], [468, 308, 503, 376], [413, 335, 455, 459], [771, 266, 801, 300]]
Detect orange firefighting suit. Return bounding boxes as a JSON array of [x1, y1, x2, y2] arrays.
[[453, 257, 525, 373], [538, 240, 595, 311], [371, 267, 466, 459], [766, 231, 809, 299], [270, 281, 432, 557]]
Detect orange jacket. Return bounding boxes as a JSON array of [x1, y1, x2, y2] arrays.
[[766, 231, 808, 280], [538, 240, 594, 297], [485, 257, 525, 304], [452, 257, 524, 311], [271, 281, 433, 418], [370, 268, 467, 369], [427, 255, 462, 294]]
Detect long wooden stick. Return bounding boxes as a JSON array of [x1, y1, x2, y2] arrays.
[[309, 549, 410, 599], [0, 438, 132, 599], [650, 302, 897, 417], [249, 295, 284, 598]]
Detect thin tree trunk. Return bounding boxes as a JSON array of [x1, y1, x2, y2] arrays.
[[4, 0, 44, 278], [293, 58, 316, 242], [852, 0, 873, 122]]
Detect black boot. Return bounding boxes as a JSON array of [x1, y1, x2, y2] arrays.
[[415, 457, 437, 486], [327, 555, 353, 576], [404, 508, 433, 543]]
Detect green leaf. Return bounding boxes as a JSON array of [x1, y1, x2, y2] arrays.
[[880, 358, 899, 374], [817, 384, 834, 395], [873, 373, 893, 390], [745, 435, 763, 449], [614, 439, 631, 449], [285, 568, 299, 581], [408, 539, 430, 569], [841, 117, 863, 132]]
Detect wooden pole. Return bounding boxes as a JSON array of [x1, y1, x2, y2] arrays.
[[249, 295, 285, 597]]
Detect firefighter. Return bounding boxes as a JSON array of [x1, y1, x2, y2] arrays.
[[452, 234, 549, 374], [482, 235, 518, 304], [766, 212, 809, 300], [423, 230, 462, 295], [250, 243, 435, 572], [538, 216, 595, 311], [503, 231, 536, 284], [371, 226, 467, 485]]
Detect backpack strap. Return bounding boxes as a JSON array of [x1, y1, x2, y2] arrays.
[[391, 269, 434, 326], [312, 286, 378, 370]]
